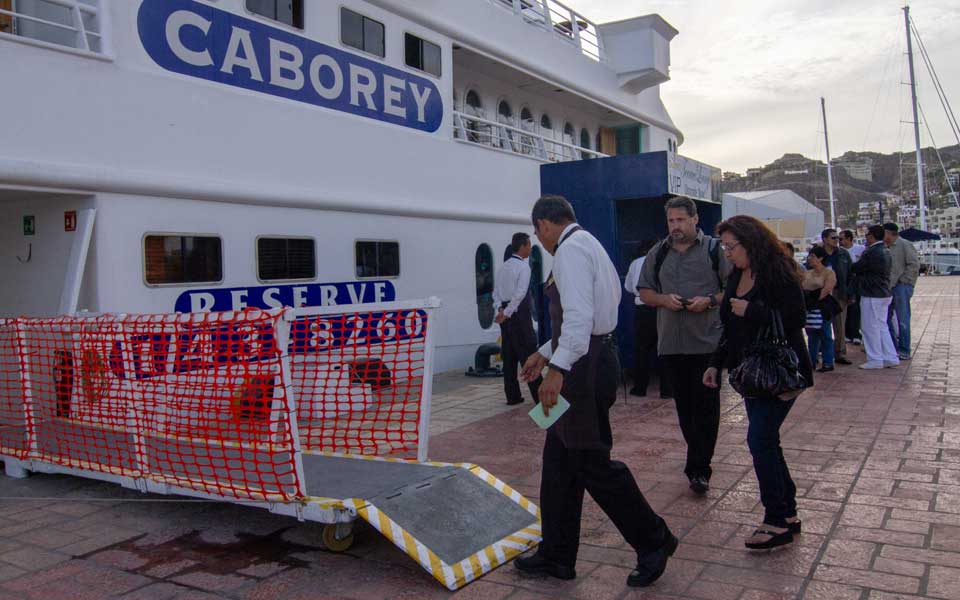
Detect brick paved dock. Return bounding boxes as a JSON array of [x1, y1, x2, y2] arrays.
[[1, 277, 959, 599]]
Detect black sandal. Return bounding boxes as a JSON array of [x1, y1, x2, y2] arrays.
[[744, 527, 794, 550], [786, 519, 802, 534]]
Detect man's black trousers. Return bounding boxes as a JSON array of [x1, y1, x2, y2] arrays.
[[500, 318, 541, 402], [632, 305, 658, 393], [661, 353, 721, 480], [538, 430, 670, 567]]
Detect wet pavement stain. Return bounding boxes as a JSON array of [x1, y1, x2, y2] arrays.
[[107, 528, 323, 578]]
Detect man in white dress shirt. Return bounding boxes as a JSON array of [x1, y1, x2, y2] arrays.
[[493, 232, 542, 405], [623, 241, 664, 397], [515, 195, 676, 588]]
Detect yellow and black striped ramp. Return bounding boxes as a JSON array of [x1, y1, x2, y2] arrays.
[[301, 453, 540, 590]]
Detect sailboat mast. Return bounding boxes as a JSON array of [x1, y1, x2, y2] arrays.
[[821, 97, 836, 229], [904, 5, 927, 229]]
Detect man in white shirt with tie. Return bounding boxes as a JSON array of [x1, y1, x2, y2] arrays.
[[516, 195, 676, 588], [493, 232, 542, 405]]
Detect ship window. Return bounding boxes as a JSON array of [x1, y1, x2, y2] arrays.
[[497, 100, 513, 121], [257, 237, 316, 281], [247, 0, 304, 29], [340, 7, 384, 58], [540, 114, 552, 131], [475, 244, 494, 330], [580, 128, 591, 150], [405, 33, 441, 77], [355, 241, 400, 278], [144, 235, 222, 286]]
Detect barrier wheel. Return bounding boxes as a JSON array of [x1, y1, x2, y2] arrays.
[[322, 524, 354, 552]]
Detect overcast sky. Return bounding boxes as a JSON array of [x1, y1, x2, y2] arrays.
[[565, 0, 960, 173]]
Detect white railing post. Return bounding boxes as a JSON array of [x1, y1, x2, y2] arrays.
[[71, 2, 89, 51], [569, 7, 581, 47], [540, 0, 552, 32], [512, 0, 522, 15], [277, 310, 307, 498], [416, 298, 442, 463], [14, 319, 39, 460]]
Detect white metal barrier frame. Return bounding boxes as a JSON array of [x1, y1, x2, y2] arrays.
[[0, 0, 106, 55], [1, 298, 442, 524], [282, 297, 442, 463], [453, 110, 607, 163]]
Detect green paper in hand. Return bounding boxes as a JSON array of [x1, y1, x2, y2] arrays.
[[528, 395, 570, 429]]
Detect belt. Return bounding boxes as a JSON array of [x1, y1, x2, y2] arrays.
[[591, 332, 616, 342]]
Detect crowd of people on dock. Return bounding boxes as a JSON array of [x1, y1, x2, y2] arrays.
[[490, 195, 920, 588]]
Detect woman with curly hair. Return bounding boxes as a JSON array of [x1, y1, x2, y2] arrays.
[[703, 215, 814, 550]]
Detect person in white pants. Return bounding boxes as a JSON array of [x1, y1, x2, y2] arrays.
[[850, 225, 899, 369]]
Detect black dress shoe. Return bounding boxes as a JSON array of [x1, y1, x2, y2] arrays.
[[505, 398, 524, 405], [689, 475, 709, 495], [514, 552, 576, 580], [627, 533, 678, 587], [629, 386, 647, 397], [816, 365, 835, 373], [835, 357, 852, 365]]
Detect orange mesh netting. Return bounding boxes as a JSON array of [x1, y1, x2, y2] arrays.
[[287, 308, 429, 457], [1, 310, 302, 502], [0, 304, 435, 499]]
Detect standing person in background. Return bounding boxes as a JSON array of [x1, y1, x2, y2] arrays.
[[493, 232, 542, 405], [850, 225, 898, 370], [517, 195, 676, 588], [820, 229, 853, 366], [703, 215, 812, 550], [840, 230, 864, 345], [883, 223, 920, 360], [623, 241, 667, 398], [802, 247, 838, 372], [638, 196, 729, 496]]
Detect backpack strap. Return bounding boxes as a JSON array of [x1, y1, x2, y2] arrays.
[[653, 235, 723, 293]]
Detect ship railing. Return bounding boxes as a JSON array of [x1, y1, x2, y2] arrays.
[[453, 110, 606, 162], [486, 0, 606, 63], [0, 0, 104, 54]]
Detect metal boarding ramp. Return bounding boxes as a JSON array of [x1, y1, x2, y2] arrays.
[[0, 300, 540, 590]]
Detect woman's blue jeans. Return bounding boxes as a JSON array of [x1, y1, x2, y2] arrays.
[[744, 396, 797, 527], [807, 319, 834, 367]]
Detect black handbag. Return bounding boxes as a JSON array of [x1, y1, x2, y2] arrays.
[[729, 309, 808, 401], [818, 294, 842, 320]]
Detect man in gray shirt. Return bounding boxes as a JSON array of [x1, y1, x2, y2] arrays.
[[638, 197, 729, 495], [883, 223, 920, 359]]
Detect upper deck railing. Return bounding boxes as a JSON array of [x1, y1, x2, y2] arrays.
[[486, 0, 606, 63], [0, 0, 103, 54], [452, 110, 606, 162]]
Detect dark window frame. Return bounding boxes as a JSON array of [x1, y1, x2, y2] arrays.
[[340, 6, 385, 59], [256, 236, 317, 283], [245, 0, 304, 29], [404, 32, 441, 77], [143, 233, 223, 287], [354, 240, 401, 279]]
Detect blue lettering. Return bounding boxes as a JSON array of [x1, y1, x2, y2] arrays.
[[138, 0, 443, 132], [174, 281, 397, 313]]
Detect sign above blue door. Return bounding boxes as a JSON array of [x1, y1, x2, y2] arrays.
[[137, 0, 443, 132]]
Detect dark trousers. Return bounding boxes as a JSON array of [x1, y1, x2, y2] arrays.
[[500, 319, 541, 402], [632, 305, 659, 393], [661, 354, 720, 480], [539, 430, 670, 567], [846, 301, 861, 340], [744, 397, 797, 527]]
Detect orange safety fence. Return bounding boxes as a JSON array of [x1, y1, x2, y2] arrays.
[[286, 307, 431, 457], [0, 301, 438, 500], [0, 310, 302, 502]]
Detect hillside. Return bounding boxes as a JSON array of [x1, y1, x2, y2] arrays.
[[722, 145, 960, 228]]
